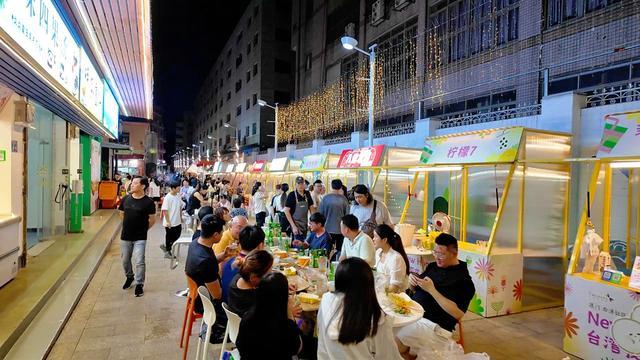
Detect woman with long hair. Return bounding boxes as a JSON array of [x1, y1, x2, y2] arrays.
[[278, 183, 290, 233], [350, 184, 394, 238], [227, 249, 273, 316], [236, 272, 302, 359], [251, 183, 268, 227], [317, 257, 401, 359], [373, 224, 410, 293]]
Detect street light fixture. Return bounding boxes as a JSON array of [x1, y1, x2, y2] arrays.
[[258, 99, 279, 153], [341, 35, 377, 148]]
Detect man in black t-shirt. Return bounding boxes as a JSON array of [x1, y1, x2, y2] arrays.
[[185, 214, 234, 343], [395, 233, 475, 358], [118, 176, 156, 297], [284, 176, 315, 242]]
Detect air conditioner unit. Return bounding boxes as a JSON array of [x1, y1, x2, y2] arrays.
[[14, 99, 35, 129], [371, 0, 385, 26], [394, 0, 413, 11], [344, 22, 356, 38]]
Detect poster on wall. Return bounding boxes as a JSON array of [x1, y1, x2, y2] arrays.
[[80, 50, 104, 120], [90, 139, 101, 213], [421, 127, 524, 165], [564, 275, 640, 359], [0, 0, 80, 97], [597, 111, 640, 158]]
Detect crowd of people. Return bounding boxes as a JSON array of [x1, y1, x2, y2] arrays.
[[114, 171, 476, 359]]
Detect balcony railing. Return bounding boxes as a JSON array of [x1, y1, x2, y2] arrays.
[[374, 121, 416, 139], [584, 82, 640, 108], [324, 134, 351, 145], [436, 104, 541, 129]]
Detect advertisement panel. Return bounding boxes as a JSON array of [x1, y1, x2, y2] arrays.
[[337, 145, 385, 168], [0, 0, 81, 97], [421, 127, 524, 165], [596, 112, 640, 158], [80, 49, 103, 120], [301, 154, 327, 171], [251, 160, 266, 172], [102, 83, 119, 137], [269, 157, 288, 172]]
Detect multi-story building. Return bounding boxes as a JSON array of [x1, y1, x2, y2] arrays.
[[291, 0, 640, 136], [191, 0, 294, 157]]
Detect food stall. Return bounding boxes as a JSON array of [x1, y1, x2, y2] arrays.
[[244, 160, 267, 192], [230, 162, 248, 189], [564, 111, 640, 359], [298, 153, 340, 186], [264, 157, 304, 192], [406, 127, 572, 318]]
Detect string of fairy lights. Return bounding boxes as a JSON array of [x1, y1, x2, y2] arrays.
[[278, 1, 640, 144]]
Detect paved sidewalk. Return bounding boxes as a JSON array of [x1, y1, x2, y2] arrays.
[[47, 218, 222, 360], [48, 215, 574, 360]]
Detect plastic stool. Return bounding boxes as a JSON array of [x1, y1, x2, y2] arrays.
[[180, 276, 202, 360], [195, 286, 217, 360]]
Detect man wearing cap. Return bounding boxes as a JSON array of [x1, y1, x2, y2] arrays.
[[284, 176, 316, 242]]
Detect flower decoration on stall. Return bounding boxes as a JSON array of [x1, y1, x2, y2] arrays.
[[629, 291, 640, 302], [512, 279, 523, 301], [473, 258, 495, 281], [490, 301, 504, 315], [488, 286, 499, 296], [467, 294, 485, 315], [563, 309, 580, 339]]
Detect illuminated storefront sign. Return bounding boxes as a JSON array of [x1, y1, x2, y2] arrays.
[[102, 83, 119, 137], [0, 0, 81, 97], [80, 50, 103, 120]]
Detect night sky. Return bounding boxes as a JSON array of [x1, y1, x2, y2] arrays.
[[152, 1, 252, 163]]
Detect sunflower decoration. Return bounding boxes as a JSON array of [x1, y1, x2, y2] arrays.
[[512, 279, 523, 301], [563, 309, 580, 339]]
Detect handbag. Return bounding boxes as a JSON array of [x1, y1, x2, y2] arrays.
[[361, 200, 378, 238]]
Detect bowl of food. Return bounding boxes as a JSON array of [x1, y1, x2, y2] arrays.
[[274, 250, 288, 259], [296, 256, 311, 267], [283, 266, 297, 277], [387, 293, 413, 315]]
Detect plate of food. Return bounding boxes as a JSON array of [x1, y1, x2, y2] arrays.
[[297, 292, 321, 312], [379, 292, 424, 327], [282, 267, 310, 291]]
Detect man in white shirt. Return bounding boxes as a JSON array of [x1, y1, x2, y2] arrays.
[[339, 214, 375, 267], [310, 180, 324, 214], [160, 181, 185, 258]]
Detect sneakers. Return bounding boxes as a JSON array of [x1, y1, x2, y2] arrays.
[[135, 284, 144, 297], [175, 288, 189, 297], [122, 277, 134, 290], [164, 252, 173, 259], [159, 244, 167, 252]]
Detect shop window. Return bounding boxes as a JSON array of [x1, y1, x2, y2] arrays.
[[548, 77, 578, 95]]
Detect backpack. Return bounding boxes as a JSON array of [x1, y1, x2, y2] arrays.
[[360, 200, 378, 238]]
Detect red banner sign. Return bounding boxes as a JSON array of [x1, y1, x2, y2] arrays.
[[337, 145, 385, 168], [251, 160, 266, 172]]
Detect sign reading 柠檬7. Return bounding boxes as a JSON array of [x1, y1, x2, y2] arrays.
[[0, 0, 81, 97], [421, 127, 524, 165], [597, 111, 640, 158]]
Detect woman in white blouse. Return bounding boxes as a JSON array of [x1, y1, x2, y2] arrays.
[[317, 257, 402, 360], [373, 224, 410, 293]]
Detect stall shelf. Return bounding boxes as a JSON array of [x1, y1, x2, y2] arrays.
[[564, 111, 640, 360], [406, 127, 572, 318]]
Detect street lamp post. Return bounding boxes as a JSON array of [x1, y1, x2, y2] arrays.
[[258, 99, 279, 154], [341, 36, 377, 147]]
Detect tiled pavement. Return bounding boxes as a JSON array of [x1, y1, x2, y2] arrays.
[[48, 216, 576, 360]]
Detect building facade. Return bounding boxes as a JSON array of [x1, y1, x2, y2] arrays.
[[290, 0, 640, 138], [189, 0, 294, 160]]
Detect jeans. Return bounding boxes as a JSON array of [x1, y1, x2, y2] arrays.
[[255, 211, 267, 227], [165, 225, 182, 253], [121, 240, 146, 285]]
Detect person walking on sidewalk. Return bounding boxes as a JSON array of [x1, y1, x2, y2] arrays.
[[319, 179, 350, 260], [118, 176, 156, 297], [160, 181, 184, 258]]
